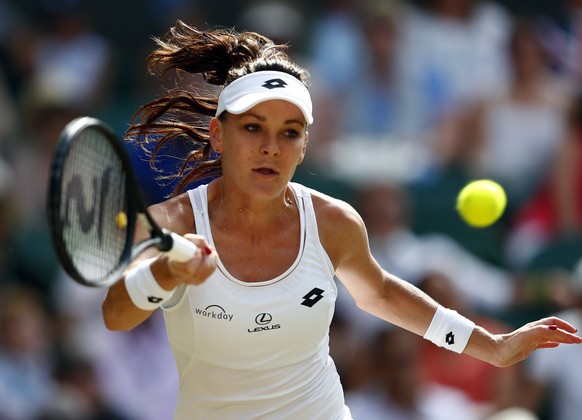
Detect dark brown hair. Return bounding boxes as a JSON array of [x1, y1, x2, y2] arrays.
[[126, 21, 310, 196]]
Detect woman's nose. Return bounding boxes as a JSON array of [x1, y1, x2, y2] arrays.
[[259, 133, 280, 156]]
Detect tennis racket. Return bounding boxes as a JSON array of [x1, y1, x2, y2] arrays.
[[47, 116, 198, 288]]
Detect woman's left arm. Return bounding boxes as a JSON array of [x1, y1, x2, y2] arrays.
[[464, 317, 581, 367], [317, 194, 443, 336], [315, 193, 582, 367]]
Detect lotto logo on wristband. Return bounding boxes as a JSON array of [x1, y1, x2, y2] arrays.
[[423, 306, 475, 354], [125, 260, 174, 311]]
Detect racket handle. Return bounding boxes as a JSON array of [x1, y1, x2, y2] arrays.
[[165, 232, 199, 262]]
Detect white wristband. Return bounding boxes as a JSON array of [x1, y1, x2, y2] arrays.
[[125, 259, 175, 311], [423, 305, 475, 354]]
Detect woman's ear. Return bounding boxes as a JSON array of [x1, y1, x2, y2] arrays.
[[209, 118, 223, 153], [298, 131, 309, 165]]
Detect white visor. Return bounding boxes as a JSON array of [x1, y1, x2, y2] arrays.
[[216, 70, 313, 125]]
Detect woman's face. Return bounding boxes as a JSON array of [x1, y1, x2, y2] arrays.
[[210, 99, 309, 197]]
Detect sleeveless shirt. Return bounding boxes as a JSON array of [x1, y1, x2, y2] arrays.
[[162, 182, 349, 419]]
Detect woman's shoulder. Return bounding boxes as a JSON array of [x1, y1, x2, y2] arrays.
[[300, 185, 359, 219], [147, 192, 195, 235], [299, 185, 368, 268], [302, 185, 365, 237]]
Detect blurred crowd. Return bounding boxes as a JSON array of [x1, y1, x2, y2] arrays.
[[0, 0, 581, 419]]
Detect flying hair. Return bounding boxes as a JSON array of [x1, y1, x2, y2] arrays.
[[125, 21, 311, 196]]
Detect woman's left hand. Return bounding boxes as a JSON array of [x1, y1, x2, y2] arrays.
[[494, 317, 582, 367]]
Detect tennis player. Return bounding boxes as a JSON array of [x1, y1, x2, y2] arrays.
[[102, 21, 582, 419]]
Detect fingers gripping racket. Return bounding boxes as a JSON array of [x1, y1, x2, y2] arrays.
[[48, 116, 198, 287]]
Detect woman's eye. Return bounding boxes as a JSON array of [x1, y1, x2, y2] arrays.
[[244, 124, 260, 132], [284, 129, 300, 138]]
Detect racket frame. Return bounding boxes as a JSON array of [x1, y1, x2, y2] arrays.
[[48, 116, 176, 287]]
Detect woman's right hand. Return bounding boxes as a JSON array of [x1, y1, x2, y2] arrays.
[[152, 233, 218, 290]]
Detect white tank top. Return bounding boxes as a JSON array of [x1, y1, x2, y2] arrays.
[[162, 182, 349, 419]]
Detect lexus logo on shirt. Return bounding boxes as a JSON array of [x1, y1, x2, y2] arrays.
[[248, 313, 280, 333], [255, 313, 272, 325]]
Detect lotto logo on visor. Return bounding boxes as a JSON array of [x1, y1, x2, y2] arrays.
[[262, 78, 287, 89], [216, 70, 313, 124]]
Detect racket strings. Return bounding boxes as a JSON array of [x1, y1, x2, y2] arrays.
[[59, 127, 130, 284]]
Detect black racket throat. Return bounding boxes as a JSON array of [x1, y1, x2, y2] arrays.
[[130, 228, 176, 258]]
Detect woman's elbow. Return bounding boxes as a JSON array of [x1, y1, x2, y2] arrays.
[[101, 300, 140, 331], [102, 304, 124, 331]]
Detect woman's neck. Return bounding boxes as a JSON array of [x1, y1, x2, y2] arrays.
[[217, 179, 293, 221]]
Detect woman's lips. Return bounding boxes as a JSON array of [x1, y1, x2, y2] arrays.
[[253, 167, 278, 176]]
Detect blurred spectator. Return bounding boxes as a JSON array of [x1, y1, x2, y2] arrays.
[[0, 167, 15, 282], [54, 275, 179, 420], [304, 0, 366, 168], [11, 99, 79, 221], [0, 1, 22, 45], [345, 328, 479, 419], [4, 99, 80, 298], [537, 0, 582, 90], [85, 313, 178, 420], [522, 261, 582, 420], [485, 407, 539, 420], [0, 68, 16, 150], [506, 90, 582, 269], [459, 19, 571, 268], [328, 310, 373, 394], [238, 0, 305, 49], [309, 1, 433, 186], [28, 5, 112, 113], [461, 18, 570, 210], [39, 351, 129, 420], [308, 0, 366, 96], [0, 67, 17, 232], [0, 285, 57, 419], [0, 3, 36, 99], [339, 2, 402, 137], [396, 0, 512, 140], [2, 5, 115, 298]]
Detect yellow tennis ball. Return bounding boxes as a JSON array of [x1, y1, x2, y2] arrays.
[[116, 211, 128, 229], [456, 180, 506, 228]]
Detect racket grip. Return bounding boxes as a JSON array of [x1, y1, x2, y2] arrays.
[[166, 232, 199, 262]]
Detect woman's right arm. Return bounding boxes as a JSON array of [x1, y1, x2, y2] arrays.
[[102, 268, 158, 331], [102, 197, 217, 331]]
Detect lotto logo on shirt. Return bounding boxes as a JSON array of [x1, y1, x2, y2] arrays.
[[301, 287, 325, 307], [194, 304, 234, 321]]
